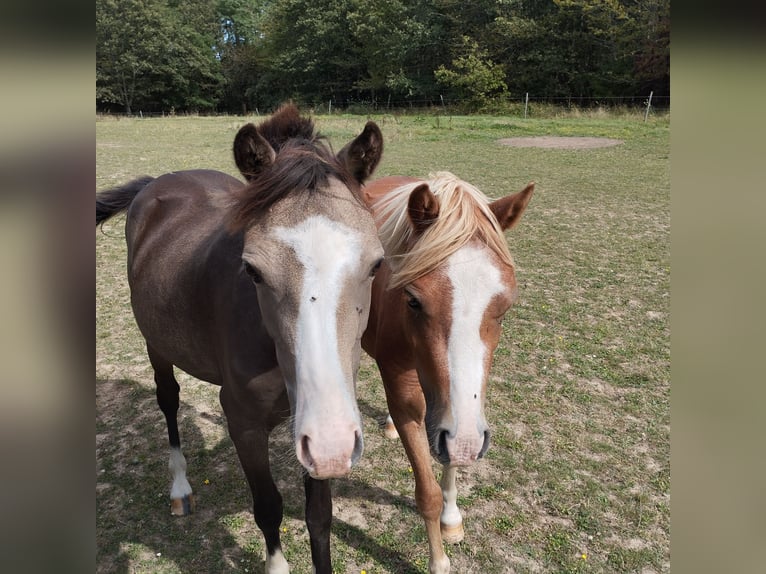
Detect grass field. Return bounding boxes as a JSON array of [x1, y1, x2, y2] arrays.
[[96, 110, 669, 574]]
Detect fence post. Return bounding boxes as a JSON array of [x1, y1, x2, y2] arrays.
[[328, 99, 332, 114], [644, 91, 653, 122], [524, 93, 529, 119]]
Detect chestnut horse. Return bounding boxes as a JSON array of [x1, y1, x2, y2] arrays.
[[96, 105, 384, 574], [362, 172, 534, 574]]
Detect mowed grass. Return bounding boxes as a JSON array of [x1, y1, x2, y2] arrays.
[[96, 111, 669, 574]]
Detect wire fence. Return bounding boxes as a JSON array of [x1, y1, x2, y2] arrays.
[[97, 93, 669, 119], [330, 93, 669, 110]]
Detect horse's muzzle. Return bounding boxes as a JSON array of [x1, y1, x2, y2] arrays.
[[297, 428, 364, 479], [432, 428, 491, 466]]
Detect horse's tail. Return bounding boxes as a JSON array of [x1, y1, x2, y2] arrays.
[[96, 176, 154, 227]]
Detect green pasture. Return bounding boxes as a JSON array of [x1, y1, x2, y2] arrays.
[[96, 110, 669, 573]]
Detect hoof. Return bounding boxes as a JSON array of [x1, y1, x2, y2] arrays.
[[383, 421, 399, 440], [170, 494, 195, 516], [440, 521, 464, 544]]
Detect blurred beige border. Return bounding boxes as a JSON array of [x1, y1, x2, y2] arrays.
[[0, 49, 93, 573], [673, 37, 766, 574]]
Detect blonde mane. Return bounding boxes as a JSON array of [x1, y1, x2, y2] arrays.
[[374, 172, 515, 289]]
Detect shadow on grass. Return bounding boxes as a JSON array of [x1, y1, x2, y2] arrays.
[[97, 378, 418, 574], [358, 396, 391, 430], [334, 518, 422, 574]]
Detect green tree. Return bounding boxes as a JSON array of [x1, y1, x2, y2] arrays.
[[217, 0, 269, 113], [220, 42, 269, 113], [435, 36, 508, 110], [345, 0, 430, 102], [96, 0, 669, 113], [258, 0, 440, 106], [427, 0, 660, 102], [626, 0, 670, 97], [97, 0, 223, 113], [551, 0, 634, 98], [163, 0, 224, 111], [97, 0, 169, 114], [257, 0, 355, 104]]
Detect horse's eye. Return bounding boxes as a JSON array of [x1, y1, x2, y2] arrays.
[[406, 293, 422, 311], [243, 260, 263, 284], [370, 258, 383, 277]]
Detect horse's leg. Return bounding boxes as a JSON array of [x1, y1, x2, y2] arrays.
[[147, 345, 195, 516], [304, 474, 333, 574], [221, 388, 289, 574], [439, 465, 464, 543], [231, 428, 288, 574], [385, 371, 450, 574]]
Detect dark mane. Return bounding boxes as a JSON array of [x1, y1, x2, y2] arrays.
[[229, 105, 359, 230], [256, 103, 318, 152]]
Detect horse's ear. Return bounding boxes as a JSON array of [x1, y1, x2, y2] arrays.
[[233, 123, 276, 181], [337, 121, 384, 183], [490, 182, 535, 230], [407, 183, 439, 234]]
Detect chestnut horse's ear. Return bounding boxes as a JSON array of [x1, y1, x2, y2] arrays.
[[337, 121, 384, 183], [407, 183, 439, 234], [490, 182, 535, 230], [233, 123, 276, 181]]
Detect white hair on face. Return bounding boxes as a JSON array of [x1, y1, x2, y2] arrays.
[[446, 245, 502, 439], [273, 214, 361, 395], [272, 215, 364, 475]]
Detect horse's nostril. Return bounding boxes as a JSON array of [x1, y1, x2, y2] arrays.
[[299, 435, 314, 467], [438, 429, 449, 457], [351, 429, 364, 465], [478, 429, 491, 459]]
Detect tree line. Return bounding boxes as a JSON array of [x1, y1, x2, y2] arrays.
[[96, 0, 669, 115]]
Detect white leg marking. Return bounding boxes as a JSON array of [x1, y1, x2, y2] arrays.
[[384, 413, 399, 439], [265, 548, 290, 574], [169, 447, 192, 499], [429, 554, 451, 574], [440, 465, 461, 527]]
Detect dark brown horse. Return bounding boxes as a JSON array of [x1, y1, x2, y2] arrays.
[[362, 172, 534, 573], [96, 105, 384, 574]]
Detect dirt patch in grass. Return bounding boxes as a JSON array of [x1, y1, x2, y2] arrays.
[[498, 136, 623, 149]]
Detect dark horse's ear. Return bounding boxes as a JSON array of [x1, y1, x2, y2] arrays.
[[407, 183, 439, 234], [337, 121, 384, 183], [489, 182, 535, 231], [233, 123, 276, 181]]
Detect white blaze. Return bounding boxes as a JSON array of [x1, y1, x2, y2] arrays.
[[273, 215, 363, 472], [446, 245, 503, 450]]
